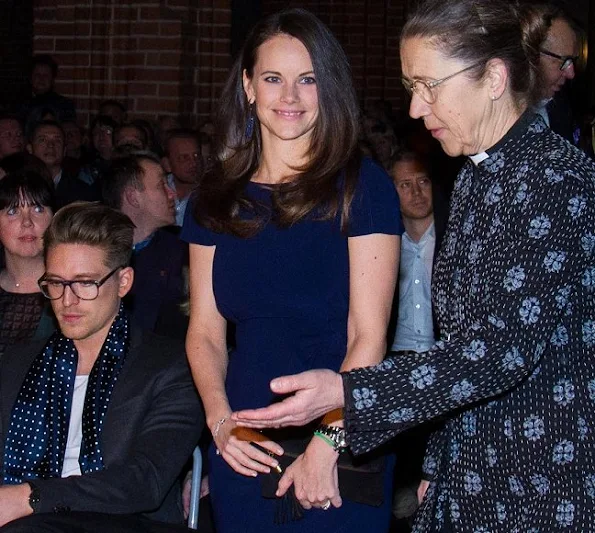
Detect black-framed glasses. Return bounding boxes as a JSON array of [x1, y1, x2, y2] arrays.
[[401, 62, 481, 105], [38, 266, 125, 301], [540, 49, 578, 71]]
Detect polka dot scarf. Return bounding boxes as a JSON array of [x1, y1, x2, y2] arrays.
[[2, 305, 130, 484]]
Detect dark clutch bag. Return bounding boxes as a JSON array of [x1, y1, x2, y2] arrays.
[[252, 427, 385, 523]]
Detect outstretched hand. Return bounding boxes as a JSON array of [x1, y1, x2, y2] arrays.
[[232, 369, 345, 428]]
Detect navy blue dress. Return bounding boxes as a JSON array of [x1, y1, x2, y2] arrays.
[[182, 158, 403, 532]]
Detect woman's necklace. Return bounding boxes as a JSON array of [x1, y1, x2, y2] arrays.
[[1, 271, 25, 290]]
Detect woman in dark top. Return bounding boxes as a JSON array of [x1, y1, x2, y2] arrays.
[[182, 8, 402, 533], [0, 172, 56, 359], [234, 1, 595, 531]]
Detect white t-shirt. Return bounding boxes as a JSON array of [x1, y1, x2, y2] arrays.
[[60, 375, 89, 478]]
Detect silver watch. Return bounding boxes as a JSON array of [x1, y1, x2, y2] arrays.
[[316, 424, 348, 452]]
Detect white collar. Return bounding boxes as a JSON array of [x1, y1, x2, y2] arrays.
[[469, 152, 489, 166]]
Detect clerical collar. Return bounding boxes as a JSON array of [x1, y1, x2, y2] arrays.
[[469, 152, 489, 166]]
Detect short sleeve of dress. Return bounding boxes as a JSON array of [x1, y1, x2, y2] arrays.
[[180, 199, 217, 246], [348, 157, 404, 237]]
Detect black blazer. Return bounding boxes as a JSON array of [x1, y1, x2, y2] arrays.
[[0, 328, 203, 524], [126, 227, 189, 340]]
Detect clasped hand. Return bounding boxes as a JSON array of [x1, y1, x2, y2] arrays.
[[278, 436, 342, 510]]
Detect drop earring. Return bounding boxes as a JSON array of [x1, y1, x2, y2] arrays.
[[245, 103, 255, 139]]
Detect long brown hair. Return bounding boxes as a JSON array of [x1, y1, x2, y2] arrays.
[[193, 8, 361, 237]]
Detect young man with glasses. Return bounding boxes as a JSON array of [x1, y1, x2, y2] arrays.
[[0, 203, 202, 532]]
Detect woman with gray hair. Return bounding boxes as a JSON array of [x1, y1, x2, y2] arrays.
[[234, 0, 595, 530]]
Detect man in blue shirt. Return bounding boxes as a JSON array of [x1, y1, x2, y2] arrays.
[[390, 152, 437, 354]]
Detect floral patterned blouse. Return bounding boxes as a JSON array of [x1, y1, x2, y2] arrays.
[[342, 112, 595, 532]]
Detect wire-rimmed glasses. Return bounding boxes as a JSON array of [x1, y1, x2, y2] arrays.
[[401, 62, 481, 105]]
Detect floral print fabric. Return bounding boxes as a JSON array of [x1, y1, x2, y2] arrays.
[[343, 113, 595, 532]]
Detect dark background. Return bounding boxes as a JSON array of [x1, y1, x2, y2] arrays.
[[0, 0, 592, 126]]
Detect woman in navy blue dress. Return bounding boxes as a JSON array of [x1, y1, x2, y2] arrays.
[[182, 9, 402, 532]]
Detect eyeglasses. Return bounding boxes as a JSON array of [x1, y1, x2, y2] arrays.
[[540, 49, 578, 71], [38, 266, 125, 301], [401, 63, 481, 105]]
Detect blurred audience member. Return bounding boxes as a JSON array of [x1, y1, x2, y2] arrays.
[[26, 121, 64, 185], [78, 115, 117, 186], [198, 121, 215, 173], [162, 129, 203, 225], [114, 123, 148, 151], [103, 153, 189, 339], [61, 120, 86, 178], [98, 99, 127, 126], [0, 172, 56, 360], [367, 121, 401, 171], [0, 115, 25, 161], [132, 118, 159, 154], [157, 115, 182, 155], [19, 55, 76, 124], [90, 115, 116, 164], [62, 120, 85, 161], [27, 120, 99, 207]]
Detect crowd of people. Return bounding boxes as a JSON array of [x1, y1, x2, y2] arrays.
[[0, 0, 593, 532]]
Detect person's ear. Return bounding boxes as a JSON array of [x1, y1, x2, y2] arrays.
[[117, 266, 134, 298], [124, 186, 140, 209], [485, 58, 508, 101], [26, 143, 33, 155], [161, 156, 172, 174], [242, 69, 256, 105]]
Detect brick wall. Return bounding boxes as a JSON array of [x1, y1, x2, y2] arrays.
[[33, 0, 231, 127], [32, 0, 414, 127], [261, 0, 410, 115]]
